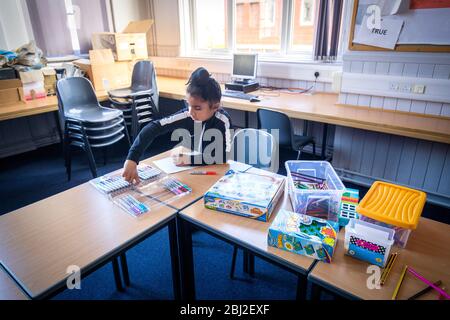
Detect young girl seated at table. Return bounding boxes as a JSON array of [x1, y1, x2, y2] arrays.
[[122, 67, 232, 183]]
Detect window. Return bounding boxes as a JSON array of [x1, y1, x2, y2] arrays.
[[191, 0, 229, 52], [291, 0, 315, 52], [26, 0, 110, 57], [180, 0, 337, 59]]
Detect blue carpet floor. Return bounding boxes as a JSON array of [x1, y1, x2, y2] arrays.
[[0, 134, 448, 300]]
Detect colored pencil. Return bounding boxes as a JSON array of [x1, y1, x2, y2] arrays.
[[407, 280, 442, 300], [392, 265, 408, 300], [407, 267, 450, 300], [380, 252, 398, 285]]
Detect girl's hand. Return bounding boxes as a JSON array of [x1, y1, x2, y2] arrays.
[[122, 160, 140, 184], [172, 153, 191, 166]]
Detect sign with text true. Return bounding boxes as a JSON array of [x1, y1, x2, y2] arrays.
[[354, 15, 404, 49]]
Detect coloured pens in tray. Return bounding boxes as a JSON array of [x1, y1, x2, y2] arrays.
[[113, 193, 150, 218], [90, 165, 163, 195], [136, 176, 192, 204], [290, 171, 329, 190]]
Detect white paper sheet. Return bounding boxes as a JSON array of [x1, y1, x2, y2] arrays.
[[152, 157, 195, 174], [354, 15, 404, 49], [227, 160, 253, 172]]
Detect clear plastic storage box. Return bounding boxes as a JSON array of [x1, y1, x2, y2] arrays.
[[285, 161, 346, 222]]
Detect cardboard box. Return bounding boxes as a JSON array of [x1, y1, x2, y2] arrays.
[[73, 49, 133, 92], [0, 79, 24, 106], [268, 210, 339, 263], [18, 70, 46, 100], [92, 20, 153, 61], [42, 67, 56, 96], [123, 19, 155, 56]]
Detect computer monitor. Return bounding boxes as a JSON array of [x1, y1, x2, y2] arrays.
[[232, 53, 258, 82]]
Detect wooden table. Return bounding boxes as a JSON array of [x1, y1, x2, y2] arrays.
[[0, 91, 109, 122], [177, 173, 317, 300], [0, 264, 28, 300], [0, 163, 179, 299], [1, 76, 449, 144], [308, 218, 450, 300]]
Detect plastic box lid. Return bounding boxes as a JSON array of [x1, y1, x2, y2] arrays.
[[356, 181, 426, 230]]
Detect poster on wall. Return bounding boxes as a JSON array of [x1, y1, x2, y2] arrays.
[[353, 0, 450, 47]]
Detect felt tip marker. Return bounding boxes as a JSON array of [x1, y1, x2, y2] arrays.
[[190, 171, 217, 175]]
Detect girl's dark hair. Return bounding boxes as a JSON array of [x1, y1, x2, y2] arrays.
[[186, 67, 221, 106]]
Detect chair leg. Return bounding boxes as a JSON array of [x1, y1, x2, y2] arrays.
[[230, 246, 238, 279], [123, 122, 131, 147], [84, 146, 97, 178], [64, 141, 72, 181], [296, 150, 301, 160], [102, 147, 107, 166], [312, 142, 316, 159], [120, 253, 131, 287], [112, 257, 124, 292]]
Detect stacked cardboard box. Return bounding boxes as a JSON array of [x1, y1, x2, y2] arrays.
[[92, 20, 153, 61], [0, 79, 24, 106], [74, 49, 134, 92], [18, 70, 46, 101], [42, 67, 56, 96]]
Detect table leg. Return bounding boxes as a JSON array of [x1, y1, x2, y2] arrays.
[[309, 282, 323, 300], [243, 250, 249, 274], [54, 111, 63, 143], [296, 275, 308, 300], [177, 217, 196, 300], [112, 257, 124, 292], [321, 123, 328, 160], [120, 253, 130, 286], [168, 218, 182, 301], [248, 253, 255, 277], [245, 111, 249, 128]]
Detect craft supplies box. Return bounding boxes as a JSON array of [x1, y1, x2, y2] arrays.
[[285, 161, 345, 222], [356, 181, 426, 248], [268, 209, 339, 263], [204, 169, 285, 222], [344, 218, 394, 267]]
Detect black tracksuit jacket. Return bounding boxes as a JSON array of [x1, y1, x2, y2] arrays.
[[126, 107, 232, 165]]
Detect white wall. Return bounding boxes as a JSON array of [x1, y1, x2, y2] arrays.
[[0, 0, 33, 50], [110, 0, 151, 32], [153, 0, 180, 56]]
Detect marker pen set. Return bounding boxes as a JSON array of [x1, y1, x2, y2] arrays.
[[137, 165, 163, 180], [161, 177, 192, 195], [91, 165, 163, 195], [114, 194, 149, 217], [94, 175, 131, 194]]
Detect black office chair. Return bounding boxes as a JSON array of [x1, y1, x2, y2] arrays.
[[229, 128, 277, 279], [108, 60, 159, 142], [257, 108, 316, 160], [56, 77, 130, 180]]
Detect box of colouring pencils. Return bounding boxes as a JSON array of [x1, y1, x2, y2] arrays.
[[285, 161, 345, 223], [204, 168, 285, 222]]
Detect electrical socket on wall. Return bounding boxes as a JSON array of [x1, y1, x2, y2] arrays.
[[389, 82, 426, 94]]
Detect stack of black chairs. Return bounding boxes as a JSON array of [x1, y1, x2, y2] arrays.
[[108, 60, 159, 142]]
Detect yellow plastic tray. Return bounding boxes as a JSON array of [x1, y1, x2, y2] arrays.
[[356, 181, 426, 230]]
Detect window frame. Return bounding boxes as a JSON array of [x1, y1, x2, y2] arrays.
[[179, 0, 333, 62]]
